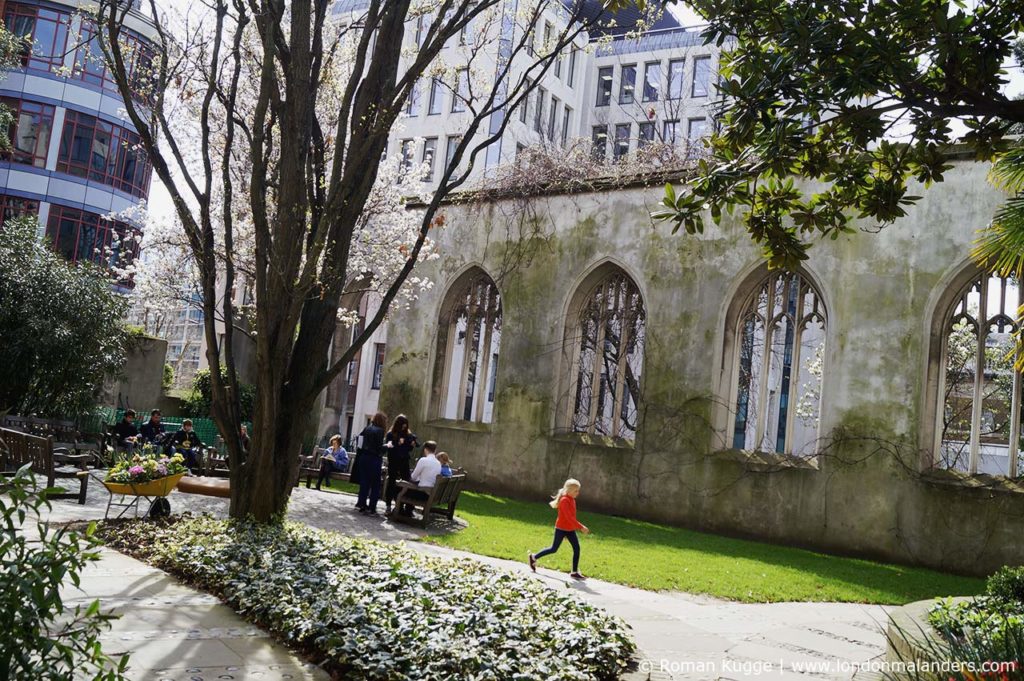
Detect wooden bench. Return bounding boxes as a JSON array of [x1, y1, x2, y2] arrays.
[[177, 476, 231, 498], [300, 447, 358, 488], [389, 473, 466, 527], [0, 428, 90, 504]]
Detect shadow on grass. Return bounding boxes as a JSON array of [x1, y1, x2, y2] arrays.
[[436, 492, 985, 604]]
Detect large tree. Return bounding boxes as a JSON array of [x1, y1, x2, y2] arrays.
[[655, 0, 1024, 269], [92, 0, 643, 519]]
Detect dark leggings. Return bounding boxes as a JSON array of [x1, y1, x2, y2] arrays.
[[316, 460, 334, 488], [534, 528, 580, 572]]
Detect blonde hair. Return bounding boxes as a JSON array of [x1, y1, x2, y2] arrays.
[[329, 434, 342, 446], [437, 452, 450, 464], [550, 478, 581, 508]]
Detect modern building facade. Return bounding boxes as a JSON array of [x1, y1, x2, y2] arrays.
[[0, 0, 155, 283]]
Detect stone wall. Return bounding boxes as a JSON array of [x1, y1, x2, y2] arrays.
[[103, 336, 168, 412], [381, 157, 1024, 577]]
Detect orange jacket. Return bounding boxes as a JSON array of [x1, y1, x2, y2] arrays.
[[555, 495, 585, 531]]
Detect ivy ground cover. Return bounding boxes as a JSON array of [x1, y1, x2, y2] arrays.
[[101, 516, 634, 680]]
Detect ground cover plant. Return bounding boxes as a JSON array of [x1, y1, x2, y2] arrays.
[[417, 492, 984, 604], [100, 516, 634, 680], [928, 567, 1024, 652]]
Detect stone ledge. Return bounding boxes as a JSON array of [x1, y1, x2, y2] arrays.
[[919, 468, 1024, 495], [425, 419, 494, 434], [549, 432, 636, 450], [714, 448, 821, 472]]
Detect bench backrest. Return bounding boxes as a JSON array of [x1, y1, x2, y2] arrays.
[[431, 474, 465, 505], [0, 427, 53, 475]]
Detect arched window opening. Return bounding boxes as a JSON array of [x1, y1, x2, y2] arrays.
[[938, 273, 1022, 477], [570, 271, 645, 440], [731, 271, 826, 456], [439, 272, 501, 423]]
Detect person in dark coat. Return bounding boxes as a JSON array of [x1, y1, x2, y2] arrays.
[[355, 412, 387, 515], [111, 409, 139, 452], [383, 414, 418, 515], [139, 409, 166, 445], [169, 419, 206, 471]]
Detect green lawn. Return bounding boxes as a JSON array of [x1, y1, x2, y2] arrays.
[[421, 492, 985, 604]]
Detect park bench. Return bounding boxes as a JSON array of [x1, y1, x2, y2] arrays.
[[389, 473, 466, 528], [299, 446, 363, 488], [0, 428, 90, 504], [177, 476, 231, 498]]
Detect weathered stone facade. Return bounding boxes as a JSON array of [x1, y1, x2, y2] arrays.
[[381, 156, 1024, 577]]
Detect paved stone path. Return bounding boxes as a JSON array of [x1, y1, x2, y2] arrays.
[[40, 476, 893, 680]]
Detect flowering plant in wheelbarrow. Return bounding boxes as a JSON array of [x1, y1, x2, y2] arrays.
[[104, 446, 188, 497]]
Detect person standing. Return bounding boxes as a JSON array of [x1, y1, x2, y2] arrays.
[[383, 414, 418, 515], [355, 412, 387, 515], [528, 478, 590, 580]]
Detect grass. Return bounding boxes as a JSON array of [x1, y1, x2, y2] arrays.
[[424, 492, 985, 604], [317, 485, 984, 604]]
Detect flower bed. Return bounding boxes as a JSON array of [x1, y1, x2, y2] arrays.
[[927, 567, 1024, 653], [101, 516, 635, 679]]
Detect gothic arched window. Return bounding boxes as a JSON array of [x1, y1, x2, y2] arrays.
[[569, 270, 645, 440], [731, 271, 826, 456], [437, 270, 502, 423], [937, 272, 1022, 477]]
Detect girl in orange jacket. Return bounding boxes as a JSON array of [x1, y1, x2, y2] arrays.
[[529, 478, 590, 579]]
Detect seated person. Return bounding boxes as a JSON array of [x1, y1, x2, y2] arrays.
[[139, 409, 166, 445], [437, 452, 453, 478], [405, 442, 442, 503], [111, 409, 139, 452], [169, 419, 205, 470], [316, 435, 349, 490]]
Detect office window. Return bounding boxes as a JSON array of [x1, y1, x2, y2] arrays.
[[0, 194, 39, 226], [428, 77, 443, 114], [614, 123, 630, 160], [543, 21, 552, 54], [1, 97, 54, 168], [638, 121, 655, 148], [4, 3, 69, 73], [642, 62, 661, 102], [400, 139, 415, 172], [519, 79, 531, 123], [46, 205, 139, 269], [57, 111, 151, 198], [596, 67, 612, 106], [591, 125, 607, 161], [459, 17, 471, 45], [452, 68, 469, 113], [404, 79, 421, 116], [371, 343, 386, 390], [548, 96, 559, 140], [422, 137, 437, 181], [568, 48, 578, 87], [663, 119, 679, 144], [414, 14, 428, 47], [445, 134, 461, 172], [561, 106, 572, 145], [534, 87, 546, 133], [692, 55, 711, 97], [618, 65, 636, 104], [688, 117, 707, 141], [667, 58, 685, 99]]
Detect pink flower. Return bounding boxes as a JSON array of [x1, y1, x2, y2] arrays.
[[129, 465, 145, 476]]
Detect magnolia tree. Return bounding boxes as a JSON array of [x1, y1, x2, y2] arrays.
[[92, 0, 645, 519]]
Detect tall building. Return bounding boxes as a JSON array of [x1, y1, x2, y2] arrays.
[[0, 0, 156, 284]]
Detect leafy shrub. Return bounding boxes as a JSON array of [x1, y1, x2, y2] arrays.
[[101, 516, 634, 679], [183, 366, 255, 422], [986, 566, 1024, 605], [162, 363, 174, 391], [0, 465, 127, 679], [0, 218, 129, 417]]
